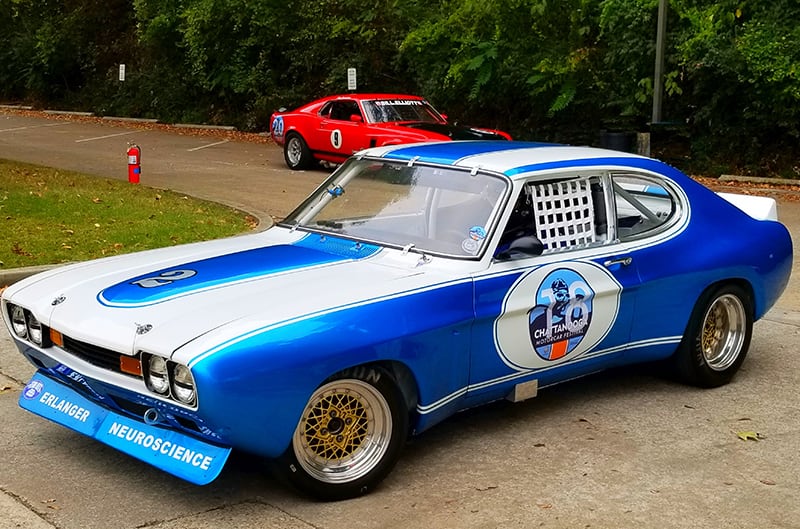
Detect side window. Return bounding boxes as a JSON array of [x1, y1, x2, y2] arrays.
[[496, 175, 609, 258], [319, 102, 333, 119], [329, 101, 361, 121], [612, 173, 678, 240]]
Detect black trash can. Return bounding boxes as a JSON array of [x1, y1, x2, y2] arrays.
[[598, 130, 636, 153]]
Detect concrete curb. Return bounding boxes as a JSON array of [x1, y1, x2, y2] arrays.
[[101, 116, 160, 123], [0, 264, 63, 288], [720, 174, 800, 186], [42, 110, 94, 117]]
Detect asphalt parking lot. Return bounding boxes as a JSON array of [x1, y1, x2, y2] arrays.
[[1, 111, 799, 529]]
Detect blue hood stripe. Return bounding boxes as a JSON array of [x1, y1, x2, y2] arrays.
[[98, 235, 380, 308]]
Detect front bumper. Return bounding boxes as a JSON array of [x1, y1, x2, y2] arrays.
[[20, 371, 231, 485]]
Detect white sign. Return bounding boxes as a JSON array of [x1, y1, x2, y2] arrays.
[[119, 64, 126, 82], [347, 68, 357, 91]]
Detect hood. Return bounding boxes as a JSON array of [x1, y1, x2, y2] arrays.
[[402, 122, 509, 140], [4, 229, 446, 362]]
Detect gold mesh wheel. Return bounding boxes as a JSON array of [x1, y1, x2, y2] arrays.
[[293, 379, 392, 484], [700, 293, 747, 371]]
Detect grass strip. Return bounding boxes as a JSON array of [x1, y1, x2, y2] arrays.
[[1, 159, 255, 268]]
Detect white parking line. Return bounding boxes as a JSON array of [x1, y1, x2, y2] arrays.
[[0, 122, 72, 133], [75, 130, 139, 143], [188, 139, 229, 152]]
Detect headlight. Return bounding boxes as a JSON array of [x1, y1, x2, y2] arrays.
[[27, 313, 43, 346], [146, 355, 170, 394], [171, 364, 196, 405], [10, 305, 27, 339]]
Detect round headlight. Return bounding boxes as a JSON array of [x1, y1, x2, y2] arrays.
[[171, 364, 196, 405], [27, 313, 43, 346], [146, 356, 170, 395], [10, 305, 27, 339]]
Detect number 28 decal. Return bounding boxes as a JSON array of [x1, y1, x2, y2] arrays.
[[494, 262, 621, 370], [131, 269, 197, 288]]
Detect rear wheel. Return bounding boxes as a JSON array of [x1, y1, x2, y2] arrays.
[[674, 284, 753, 387], [284, 133, 314, 170], [276, 367, 408, 500]]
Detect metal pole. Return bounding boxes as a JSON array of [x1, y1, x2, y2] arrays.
[[652, 0, 668, 124]]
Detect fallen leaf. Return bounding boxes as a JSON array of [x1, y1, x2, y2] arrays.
[[737, 431, 764, 441], [737, 417, 752, 421], [0, 385, 12, 393], [684, 404, 695, 409], [94, 223, 100, 228], [91, 197, 102, 203], [534, 443, 546, 448], [537, 503, 552, 509], [760, 479, 776, 486], [475, 485, 498, 492]]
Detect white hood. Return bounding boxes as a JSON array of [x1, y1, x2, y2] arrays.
[[4, 229, 454, 363]]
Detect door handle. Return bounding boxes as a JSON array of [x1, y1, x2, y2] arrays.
[[603, 256, 633, 268]]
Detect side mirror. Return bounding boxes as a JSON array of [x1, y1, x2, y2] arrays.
[[350, 114, 363, 123], [495, 236, 544, 260]]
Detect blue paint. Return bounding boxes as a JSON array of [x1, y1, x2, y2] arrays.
[[382, 141, 555, 166], [19, 372, 230, 485], [98, 235, 380, 307]]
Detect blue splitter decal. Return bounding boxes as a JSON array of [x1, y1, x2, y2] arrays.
[[20, 372, 231, 485], [99, 236, 380, 307]]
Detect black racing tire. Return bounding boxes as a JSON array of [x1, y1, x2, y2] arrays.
[[275, 366, 408, 500], [673, 284, 753, 388], [283, 132, 314, 170]]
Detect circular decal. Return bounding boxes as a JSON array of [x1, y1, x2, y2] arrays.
[[494, 262, 621, 370], [461, 238, 479, 255], [23, 379, 44, 400], [330, 129, 343, 149], [469, 226, 487, 241]]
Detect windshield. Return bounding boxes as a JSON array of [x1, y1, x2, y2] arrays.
[[361, 99, 444, 124], [281, 158, 508, 257]]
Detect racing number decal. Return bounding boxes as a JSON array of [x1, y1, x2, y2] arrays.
[[330, 129, 343, 150], [528, 271, 593, 361], [494, 262, 621, 370], [131, 269, 197, 288]]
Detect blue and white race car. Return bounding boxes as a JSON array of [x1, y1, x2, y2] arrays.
[[2, 142, 792, 500]]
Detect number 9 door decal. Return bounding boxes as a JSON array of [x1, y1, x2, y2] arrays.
[[330, 129, 343, 149]]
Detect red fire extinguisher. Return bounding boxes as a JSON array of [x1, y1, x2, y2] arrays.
[[127, 143, 141, 184]]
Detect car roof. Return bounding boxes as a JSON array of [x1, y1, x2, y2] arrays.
[[322, 94, 427, 101], [360, 141, 652, 180]]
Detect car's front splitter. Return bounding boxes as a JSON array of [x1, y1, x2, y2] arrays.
[[19, 371, 231, 485]]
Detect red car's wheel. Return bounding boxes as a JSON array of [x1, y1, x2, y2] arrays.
[[284, 132, 314, 170]]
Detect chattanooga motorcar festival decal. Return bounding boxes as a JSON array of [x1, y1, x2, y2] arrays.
[[494, 262, 621, 370]]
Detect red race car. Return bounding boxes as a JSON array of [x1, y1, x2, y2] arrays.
[[269, 94, 512, 170]]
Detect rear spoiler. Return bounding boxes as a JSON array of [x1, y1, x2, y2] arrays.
[[717, 192, 778, 221]]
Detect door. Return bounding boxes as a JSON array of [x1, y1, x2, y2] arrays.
[[467, 173, 642, 405]]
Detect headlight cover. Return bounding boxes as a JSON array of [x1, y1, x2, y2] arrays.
[[10, 305, 27, 339], [146, 355, 170, 395], [171, 364, 196, 405], [27, 313, 43, 346]]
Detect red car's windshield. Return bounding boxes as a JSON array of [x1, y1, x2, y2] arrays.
[[362, 99, 444, 124]]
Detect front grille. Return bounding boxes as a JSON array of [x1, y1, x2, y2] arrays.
[[61, 335, 138, 377]]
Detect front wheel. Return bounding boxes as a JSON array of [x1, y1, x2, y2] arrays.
[[673, 284, 753, 388], [275, 367, 408, 500], [284, 133, 314, 170]]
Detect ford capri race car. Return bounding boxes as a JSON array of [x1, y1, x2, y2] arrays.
[[2, 142, 792, 500], [269, 93, 511, 170]]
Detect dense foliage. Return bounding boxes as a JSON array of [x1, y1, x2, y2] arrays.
[[1, 0, 798, 175]]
